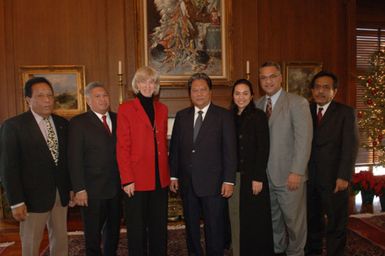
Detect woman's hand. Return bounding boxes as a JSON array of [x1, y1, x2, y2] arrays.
[[123, 183, 135, 197]]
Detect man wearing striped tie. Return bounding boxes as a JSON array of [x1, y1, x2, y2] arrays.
[[255, 62, 313, 256], [0, 77, 73, 256]]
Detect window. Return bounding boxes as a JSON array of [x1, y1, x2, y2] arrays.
[[356, 28, 385, 170]]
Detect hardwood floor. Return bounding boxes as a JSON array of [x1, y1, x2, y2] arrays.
[[0, 195, 383, 255]]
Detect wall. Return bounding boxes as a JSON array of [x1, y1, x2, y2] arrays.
[[0, 0, 356, 121]]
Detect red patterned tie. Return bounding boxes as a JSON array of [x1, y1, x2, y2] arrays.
[[265, 97, 272, 119], [102, 115, 111, 135], [317, 107, 323, 126]]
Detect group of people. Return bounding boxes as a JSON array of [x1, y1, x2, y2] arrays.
[[0, 62, 358, 256]]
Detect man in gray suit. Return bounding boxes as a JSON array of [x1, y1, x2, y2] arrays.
[[255, 62, 313, 256]]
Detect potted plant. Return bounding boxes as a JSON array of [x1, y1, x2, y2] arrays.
[[351, 171, 376, 212], [374, 175, 385, 211]]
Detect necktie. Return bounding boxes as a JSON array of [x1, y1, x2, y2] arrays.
[[44, 118, 59, 165], [102, 115, 112, 135], [193, 110, 203, 143], [317, 107, 323, 126], [265, 97, 272, 119]]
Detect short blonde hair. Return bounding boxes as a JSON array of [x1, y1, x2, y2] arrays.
[[131, 66, 160, 95]]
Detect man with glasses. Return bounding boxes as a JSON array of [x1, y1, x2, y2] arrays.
[[255, 62, 312, 256], [306, 71, 358, 256]]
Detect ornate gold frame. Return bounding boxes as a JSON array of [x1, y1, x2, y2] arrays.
[[135, 0, 232, 86], [20, 65, 86, 117]]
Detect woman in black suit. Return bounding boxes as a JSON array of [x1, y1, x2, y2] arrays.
[[229, 79, 274, 255]]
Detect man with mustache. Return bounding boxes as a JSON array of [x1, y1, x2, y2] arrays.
[[305, 71, 359, 256]]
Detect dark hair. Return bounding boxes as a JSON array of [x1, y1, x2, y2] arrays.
[[230, 78, 255, 113], [187, 72, 212, 92], [260, 61, 282, 73], [24, 77, 53, 98], [310, 70, 338, 89]]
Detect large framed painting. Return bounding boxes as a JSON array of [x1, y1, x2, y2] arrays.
[[20, 65, 86, 117], [136, 0, 231, 85], [284, 62, 322, 100]]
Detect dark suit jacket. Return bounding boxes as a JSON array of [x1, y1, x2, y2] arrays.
[[68, 111, 120, 199], [169, 103, 237, 197], [308, 101, 359, 185], [0, 111, 70, 213]]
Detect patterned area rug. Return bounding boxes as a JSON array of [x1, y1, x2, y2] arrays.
[[348, 213, 385, 253], [41, 221, 385, 256], [40, 225, 232, 256]]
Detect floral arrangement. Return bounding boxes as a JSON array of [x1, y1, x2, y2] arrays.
[[374, 175, 385, 197], [351, 171, 376, 195]]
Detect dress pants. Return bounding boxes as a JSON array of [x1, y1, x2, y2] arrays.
[[80, 192, 122, 256], [124, 188, 168, 256], [269, 182, 306, 256], [306, 182, 349, 256], [20, 190, 68, 256], [182, 182, 226, 256]]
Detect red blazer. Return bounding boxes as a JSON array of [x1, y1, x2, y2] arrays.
[[116, 98, 170, 191]]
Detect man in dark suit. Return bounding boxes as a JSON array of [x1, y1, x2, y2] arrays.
[[68, 82, 121, 256], [306, 71, 359, 256], [0, 77, 72, 256], [169, 73, 237, 256]]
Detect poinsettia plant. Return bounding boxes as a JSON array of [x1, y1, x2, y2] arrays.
[[351, 171, 376, 195], [374, 175, 385, 196]]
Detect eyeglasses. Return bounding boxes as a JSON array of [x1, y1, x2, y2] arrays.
[[259, 73, 281, 81]]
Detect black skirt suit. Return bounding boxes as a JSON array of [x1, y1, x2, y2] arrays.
[[235, 104, 274, 255]]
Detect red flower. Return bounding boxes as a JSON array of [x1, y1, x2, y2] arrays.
[[374, 176, 385, 196], [351, 171, 376, 195]]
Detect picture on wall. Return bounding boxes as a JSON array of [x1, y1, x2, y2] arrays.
[[20, 65, 86, 117], [284, 62, 323, 100], [137, 0, 231, 84]]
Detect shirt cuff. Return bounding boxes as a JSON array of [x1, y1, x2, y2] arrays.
[[11, 202, 25, 209], [224, 182, 234, 185], [170, 177, 178, 180]]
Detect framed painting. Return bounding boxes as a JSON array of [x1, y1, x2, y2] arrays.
[[136, 0, 231, 85], [284, 62, 322, 100], [20, 65, 86, 117]]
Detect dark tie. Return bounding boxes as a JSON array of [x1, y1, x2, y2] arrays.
[[265, 97, 272, 119], [43, 118, 59, 165], [102, 115, 112, 135], [193, 110, 203, 142], [317, 107, 323, 126]]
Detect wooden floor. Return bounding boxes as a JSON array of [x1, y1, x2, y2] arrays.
[[0, 195, 382, 256]]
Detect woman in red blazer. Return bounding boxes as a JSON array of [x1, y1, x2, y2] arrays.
[[117, 66, 170, 256]]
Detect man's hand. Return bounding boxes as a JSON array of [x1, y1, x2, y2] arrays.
[[334, 178, 349, 193], [252, 181, 263, 195], [68, 191, 76, 207], [12, 204, 28, 222], [287, 173, 302, 191], [170, 180, 179, 193], [75, 191, 88, 207], [123, 183, 135, 197], [221, 183, 234, 198]]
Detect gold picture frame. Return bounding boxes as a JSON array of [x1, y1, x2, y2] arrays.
[[284, 62, 323, 100], [20, 65, 86, 117], [136, 0, 232, 85]]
